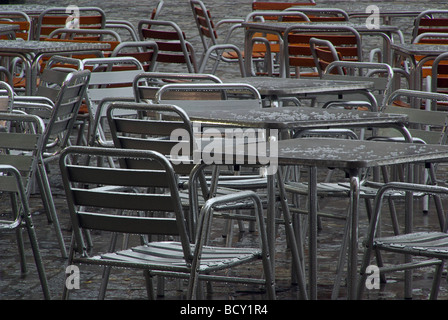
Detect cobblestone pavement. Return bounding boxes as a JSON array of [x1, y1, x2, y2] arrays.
[[2, 0, 448, 305]]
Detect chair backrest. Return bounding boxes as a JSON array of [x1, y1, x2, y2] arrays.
[[0, 11, 31, 40], [283, 24, 362, 78], [133, 71, 222, 103], [283, 7, 350, 22], [251, 1, 316, 13], [46, 28, 121, 59], [138, 19, 198, 73], [431, 52, 448, 102], [82, 56, 145, 147], [110, 40, 158, 71], [309, 37, 342, 77], [59, 145, 192, 260], [189, 0, 220, 50], [150, 0, 164, 20], [107, 102, 197, 171], [322, 61, 394, 111], [0, 113, 45, 197], [35, 6, 106, 41], [379, 89, 448, 145], [154, 83, 262, 112], [34, 55, 84, 96], [412, 10, 448, 43], [40, 69, 91, 153]]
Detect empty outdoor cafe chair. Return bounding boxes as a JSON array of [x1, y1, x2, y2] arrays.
[[0, 113, 54, 299], [59, 145, 275, 300]]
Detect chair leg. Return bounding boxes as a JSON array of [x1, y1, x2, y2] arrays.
[[23, 206, 51, 300], [36, 162, 67, 258], [16, 228, 27, 273], [430, 261, 444, 300]]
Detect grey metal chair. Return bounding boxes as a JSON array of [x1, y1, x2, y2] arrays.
[[357, 182, 448, 300], [133, 71, 222, 104], [81, 56, 146, 148], [0, 113, 52, 299], [59, 146, 275, 300], [12, 67, 91, 258]]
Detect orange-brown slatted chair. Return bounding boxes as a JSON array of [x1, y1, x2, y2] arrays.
[[189, 0, 258, 75], [138, 19, 198, 73], [34, 6, 106, 41], [0, 11, 32, 40], [245, 11, 310, 76], [283, 24, 362, 78], [251, 1, 316, 15], [110, 41, 159, 72]]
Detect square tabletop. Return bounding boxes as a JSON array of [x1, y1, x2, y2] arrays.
[[185, 105, 408, 131], [0, 39, 110, 54]]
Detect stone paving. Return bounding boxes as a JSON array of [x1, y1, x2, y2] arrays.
[[2, 0, 448, 303]]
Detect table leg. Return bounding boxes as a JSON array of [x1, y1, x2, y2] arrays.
[[347, 168, 360, 300], [308, 166, 318, 300]]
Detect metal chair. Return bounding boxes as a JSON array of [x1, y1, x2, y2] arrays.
[[110, 40, 159, 71], [251, 1, 316, 13], [309, 37, 342, 77], [357, 182, 448, 300], [59, 145, 275, 300], [283, 24, 363, 78], [81, 56, 146, 149], [13, 69, 91, 258], [0, 10, 32, 40], [34, 6, 107, 41], [0, 113, 55, 300], [411, 10, 448, 43], [189, 0, 250, 75], [138, 19, 199, 73], [318, 60, 395, 112], [244, 11, 310, 76], [133, 71, 222, 103], [283, 7, 350, 22]]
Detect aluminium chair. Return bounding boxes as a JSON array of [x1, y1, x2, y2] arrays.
[[283, 7, 350, 22], [59, 145, 275, 300], [283, 24, 363, 78], [251, 1, 316, 13], [80, 56, 147, 150], [133, 71, 222, 104], [138, 19, 199, 73], [13, 69, 91, 257], [0, 11, 32, 40], [189, 0, 253, 76], [109, 40, 158, 72], [0, 113, 52, 300], [244, 11, 310, 76], [357, 182, 448, 300], [34, 6, 107, 41], [411, 10, 448, 43]]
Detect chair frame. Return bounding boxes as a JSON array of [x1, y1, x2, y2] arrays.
[[59, 145, 275, 300], [0, 113, 54, 299]]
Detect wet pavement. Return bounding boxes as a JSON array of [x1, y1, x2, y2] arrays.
[[2, 0, 448, 305]]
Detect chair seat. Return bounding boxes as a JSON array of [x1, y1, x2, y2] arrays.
[[83, 241, 262, 273], [373, 231, 448, 258]]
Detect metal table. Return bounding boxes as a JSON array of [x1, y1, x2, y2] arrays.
[[226, 76, 377, 108], [185, 105, 411, 300], [0, 40, 110, 94], [197, 136, 448, 299]]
